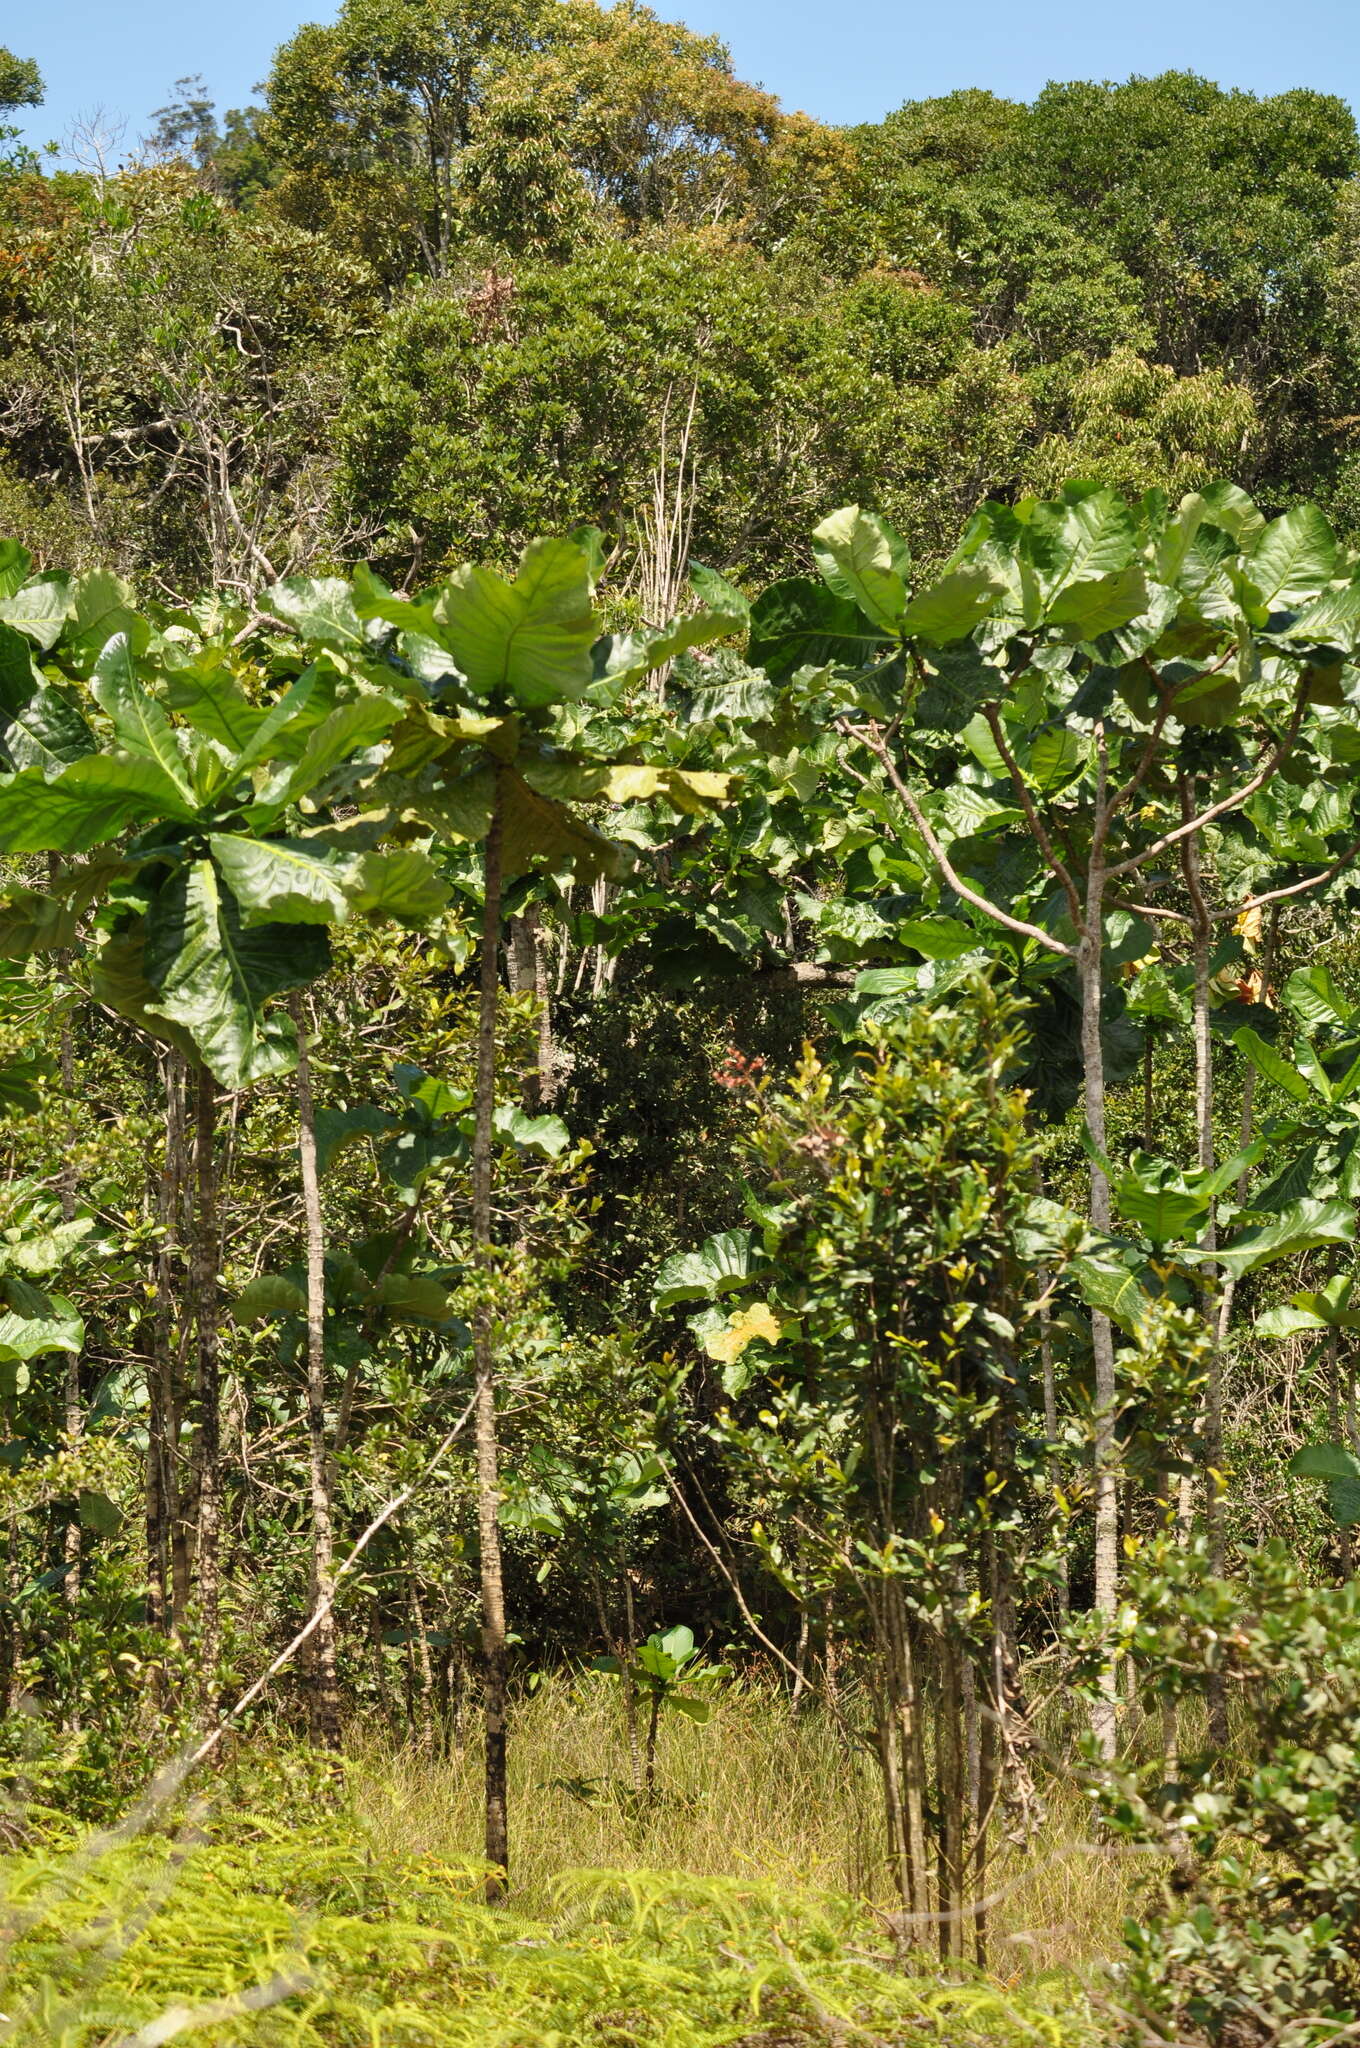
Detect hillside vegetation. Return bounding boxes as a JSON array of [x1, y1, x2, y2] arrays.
[[2, 16, 1360, 2047]]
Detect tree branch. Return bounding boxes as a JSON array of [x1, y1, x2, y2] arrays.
[[1217, 836, 1360, 920], [1106, 681, 1309, 880], [982, 702, 1083, 925], [842, 722, 1075, 959]]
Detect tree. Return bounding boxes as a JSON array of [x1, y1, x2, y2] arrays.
[[269, 533, 735, 1888], [745, 485, 1360, 1750], [0, 554, 438, 1690], [147, 77, 219, 169], [264, 0, 544, 277], [0, 48, 42, 118]]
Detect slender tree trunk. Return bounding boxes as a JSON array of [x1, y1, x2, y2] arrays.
[[473, 779, 510, 1897], [291, 995, 341, 1748], [158, 1054, 191, 1634], [1036, 1168, 1069, 1625], [50, 870, 84, 1641], [1079, 854, 1119, 1759], [190, 1064, 222, 1693], [592, 1569, 642, 1793], [791, 1608, 810, 1716], [508, 905, 556, 1109], [1214, 905, 1281, 1347], [1182, 813, 1230, 1748]]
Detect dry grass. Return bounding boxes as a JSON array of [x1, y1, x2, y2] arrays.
[[346, 1675, 1151, 1982]]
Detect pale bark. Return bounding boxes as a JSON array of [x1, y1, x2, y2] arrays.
[[473, 778, 510, 1897], [190, 1065, 221, 1692], [291, 995, 341, 1747]]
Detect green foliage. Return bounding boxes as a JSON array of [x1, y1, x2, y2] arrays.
[[1107, 1538, 1360, 2041], [0, 1804, 1091, 2046]]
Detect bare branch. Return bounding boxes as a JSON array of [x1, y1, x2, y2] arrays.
[[981, 702, 1082, 924], [842, 722, 1075, 959], [1106, 680, 1309, 881], [1217, 836, 1360, 920]]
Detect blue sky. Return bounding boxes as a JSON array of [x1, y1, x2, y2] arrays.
[[8, 0, 1359, 159]]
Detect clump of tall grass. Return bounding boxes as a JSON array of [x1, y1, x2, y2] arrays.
[[348, 1673, 1147, 1978]]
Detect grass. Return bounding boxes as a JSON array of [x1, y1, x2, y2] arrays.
[[0, 1678, 1147, 2044], [350, 1676, 1146, 1977]]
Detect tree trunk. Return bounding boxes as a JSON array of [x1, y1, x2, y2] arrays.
[[291, 994, 341, 1748], [508, 905, 556, 1108], [1078, 871, 1119, 1759], [190, 1063, 222, 1693], [51, 877, 83, 1637], [150, 1052, 187, 1641], [1183, 814, 1229, 1747], [473, 777, 510, 1898]]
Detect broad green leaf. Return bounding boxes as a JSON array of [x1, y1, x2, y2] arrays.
[[209, 834, 355, 927], [347, 848, 451, 924], [1115, 1155, 1208, 1245], [167, 659, 269, 754], [1203, 1136, 1272, 1201], [394, 1066, 469, 1119], [0, 754, 198, 852], [0, 1280, 82, 1359], [1255, 1303, 1326, 1338], [1247, 504, 1337, 606], [89, 927, 201, 1065], [500, 770, 620, 879], [0, 578, 70, 650], [1026, 727, 1082, 793], [1211, 1198, 1355, 1279], [3, 1217, 94, 1276], [1198, 482, 1265, 546], [266, 576, 369, 651], [142, 860, 329, 1088], [372, 1271, 451, 1321], [493, 1103, 570, 1156], [380, 1123, 465, 1197], [0, 621, 41, 720], [315, 1102, 397, 1176], [652, 1229, 760, 1312], [1280, 965, 1353, 1032], [1023, 492, 1138, 610], [748, 578, 889, 682], [1045, 566, 1148, 638], [899, 565, 1004, 643], [78, 1489, 122, 1536], [4, 686, 96, 775], [1288, 1442, 1360, 1482], [63, 570, 147, 675], [667, 1694, 712, 1723], [1067, 1249, 1152, 1334], [233, 1274, 307, 1321], [0, 543, 33, 601], [811, 506, 910, 635], [91, 636, 194, 799], [893, 917, 979, 960], [268, 693, 404, 811], [1233, 1026, 1315, 1106], [434, 537, 598, 708], [689, 562, 750, 624], [226, 667, 328, 777], [1330, 1475, 1360, 1527]]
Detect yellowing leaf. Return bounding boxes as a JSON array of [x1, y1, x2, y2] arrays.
[[703, 1301, 786, 1364]]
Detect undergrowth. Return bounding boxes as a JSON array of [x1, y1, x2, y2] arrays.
[[0, 1806, 1095, 2047], [0, 1679, 1164, 2044]]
